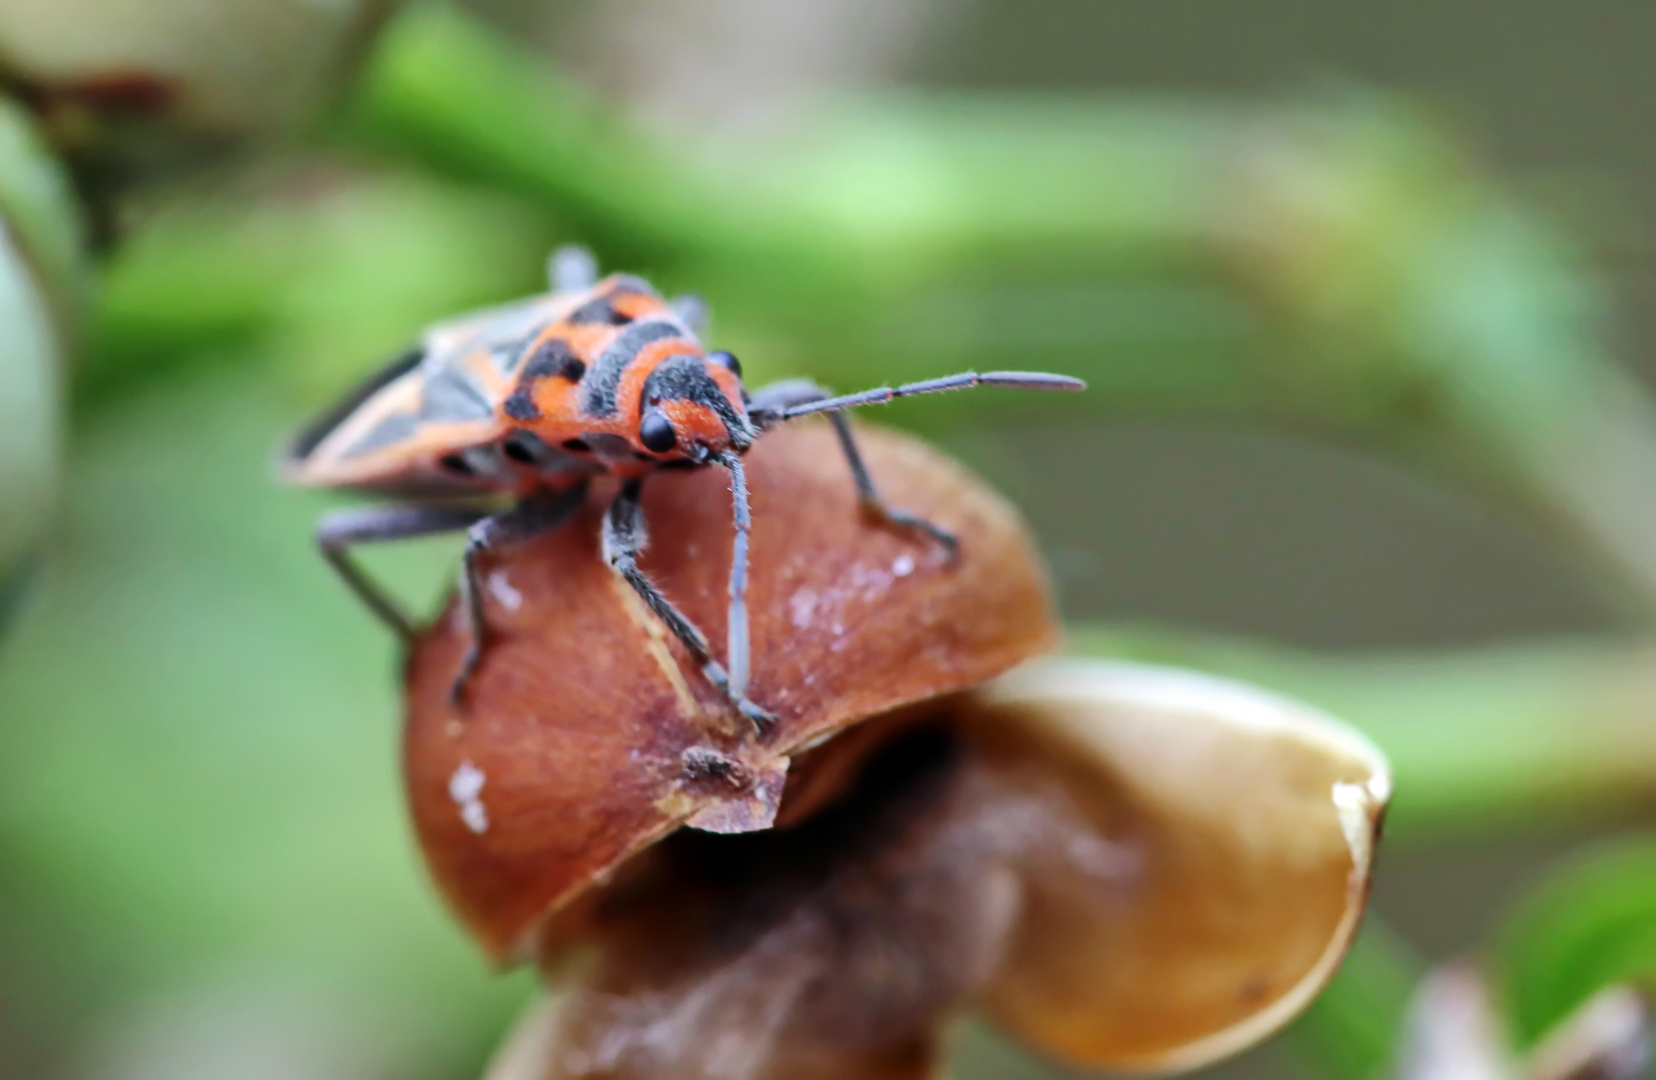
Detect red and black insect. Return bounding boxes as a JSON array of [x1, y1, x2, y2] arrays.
[[284, 247, 1083, 731]]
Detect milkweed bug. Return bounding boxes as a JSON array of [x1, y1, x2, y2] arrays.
[[283, 247, 1084, 732]]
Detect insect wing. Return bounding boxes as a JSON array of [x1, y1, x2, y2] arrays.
[[285, 294, 573, 493]]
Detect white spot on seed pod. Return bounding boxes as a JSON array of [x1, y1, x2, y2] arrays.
[[487, 570, 523, 611], [789, 586, 817, 629], [449, 760, 489, 834]]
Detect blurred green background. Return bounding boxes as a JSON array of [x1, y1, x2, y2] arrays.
[[2, 1, 1655, 1077]]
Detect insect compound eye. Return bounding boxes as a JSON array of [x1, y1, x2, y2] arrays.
[[639, 410, 677, 453], [708, 350, 742, 379]]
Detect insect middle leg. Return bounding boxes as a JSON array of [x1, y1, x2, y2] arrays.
[[602, 479, 776, 733], [749, 380, 958, 560], [318, 503, 493, 642], [452, 484, 589, 703]]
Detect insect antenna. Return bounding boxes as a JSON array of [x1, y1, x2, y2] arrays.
[[777, 370, 1084, 421]]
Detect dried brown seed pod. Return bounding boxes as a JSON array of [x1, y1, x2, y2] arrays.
[[403, 421, 1060, 961], [480, 658, 1391, 1079], [403, 422, 1391, 1078]]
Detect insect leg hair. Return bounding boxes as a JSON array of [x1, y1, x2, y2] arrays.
[[451, 483, 590, 704], [777, 370, 1085, 421], [602, 478, 775, 733], [549, 245, 599, 292], [317, 504, 492, 642]]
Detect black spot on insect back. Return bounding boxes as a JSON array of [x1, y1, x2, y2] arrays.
[[503, 391, 541, 421], [521, 339, 586, 382], [502, 338, 585, 422], [566, 296, 632, 326]]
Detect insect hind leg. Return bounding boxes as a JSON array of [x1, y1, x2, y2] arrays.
[[317, 504, 493, 643], [602, 479, 776, 734], [452, 484, 589, 705]]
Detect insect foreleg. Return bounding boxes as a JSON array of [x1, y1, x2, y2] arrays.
[[714, 452, 755, 700], [317, 504, 492, 642], [452, 484, 590, 704], [602, 479, 775, 734]]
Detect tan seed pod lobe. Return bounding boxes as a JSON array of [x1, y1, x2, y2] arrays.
[[966, 659, 1392, 1073]]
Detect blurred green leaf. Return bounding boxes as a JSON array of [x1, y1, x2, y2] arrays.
[[0, 362, 529, 1076], [1498, 836, 1656, 1050], [1292, 921, 1425, 1080]]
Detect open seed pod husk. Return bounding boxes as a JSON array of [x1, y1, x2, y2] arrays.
[[477, 656, 1390, 1079], [965, 659, 1391, 1073], [403, 421, 1061, 961]]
